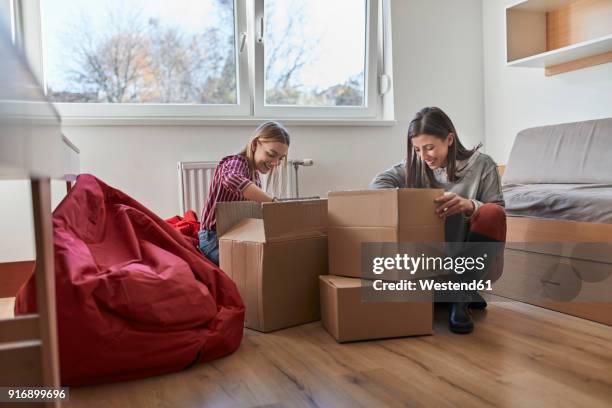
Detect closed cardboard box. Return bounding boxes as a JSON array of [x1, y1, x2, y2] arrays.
[[319, 275, 433, 342], [328, 189, 445, 279], [218, 199, 328, 332]]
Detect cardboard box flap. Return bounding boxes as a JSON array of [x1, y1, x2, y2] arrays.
[[217, 201, 263, 237], [328, 189, 398, 227], [262, 199, 328, 241], [320, 275, 361, 289], [398, 189, 445, 228], [218, 218, 266, 243]]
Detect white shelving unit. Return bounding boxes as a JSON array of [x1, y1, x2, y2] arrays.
[[508, 34, 612, 67], [506, 0, 612, 75]]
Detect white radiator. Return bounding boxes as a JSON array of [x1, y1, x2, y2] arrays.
[[177, 159, 313, 214]]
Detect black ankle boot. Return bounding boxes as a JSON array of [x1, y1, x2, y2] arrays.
[[468, 291, 487, 310], [449, 302, 473, 334]]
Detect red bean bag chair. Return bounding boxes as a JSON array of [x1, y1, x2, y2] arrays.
[[14, 174, 245, 386]]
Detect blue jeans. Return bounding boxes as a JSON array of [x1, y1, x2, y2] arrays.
[[198, 229, 219, 266]]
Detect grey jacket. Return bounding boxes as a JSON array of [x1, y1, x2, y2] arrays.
[[369, 151, 504, 242]]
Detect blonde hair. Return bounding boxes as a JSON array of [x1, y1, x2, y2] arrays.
[[239, 121, 291, 197]]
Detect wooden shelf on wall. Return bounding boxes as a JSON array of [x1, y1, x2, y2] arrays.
[[506, 0, 612, 76]]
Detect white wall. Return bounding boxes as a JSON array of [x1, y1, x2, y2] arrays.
[[0, 180, 69, 262], [483, 0, 612, 165], [1, 0, 485, 261]]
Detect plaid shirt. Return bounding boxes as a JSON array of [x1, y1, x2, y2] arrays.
[[200, 154, 261, 231]]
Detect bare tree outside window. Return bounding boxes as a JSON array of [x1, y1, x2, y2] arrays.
[[43, 0, 237, 104], [264, 0, 366, 107], [42, 0, 367, 107]]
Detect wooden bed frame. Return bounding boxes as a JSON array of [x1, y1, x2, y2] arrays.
[[495, 166, 612, 326]]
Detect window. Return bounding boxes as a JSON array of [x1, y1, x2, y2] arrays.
[[15, 0, 392, 123], [42, 0, 238, 105], [264, 0, 365, 107], [253, 0, 380, 119]]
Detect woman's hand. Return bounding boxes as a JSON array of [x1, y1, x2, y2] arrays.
[[243, 183, 275, 203], [434, 192, 475, 218]]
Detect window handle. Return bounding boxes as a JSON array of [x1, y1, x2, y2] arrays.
[[239, 32, 247, 53], [257, 16, 264, 43], [379, 74, 392, 95]]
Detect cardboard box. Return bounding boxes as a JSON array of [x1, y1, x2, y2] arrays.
[[319, 275, 433, 342], [328, 189, 445, 279], [218, 199, 328, 332]]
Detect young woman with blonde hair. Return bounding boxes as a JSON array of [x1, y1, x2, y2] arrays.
[[199, 121, 290, 265]]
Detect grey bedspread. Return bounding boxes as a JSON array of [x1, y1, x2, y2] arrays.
[[503, 183, 612, 224]]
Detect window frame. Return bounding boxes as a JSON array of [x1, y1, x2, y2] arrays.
[[252, 0, 380, 119], [12, 0, 393, 124]]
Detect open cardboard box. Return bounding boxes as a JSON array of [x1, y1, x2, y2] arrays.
[[218, 199, 328, 332], [328, 188, 445, 280]]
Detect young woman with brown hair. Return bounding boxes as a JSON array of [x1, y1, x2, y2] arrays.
[[371, 107, 506, 334]]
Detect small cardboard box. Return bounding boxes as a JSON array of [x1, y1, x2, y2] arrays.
[[218, 199, 328, 332], [328, 189, 445, 279], [319, 275, 433, 342]]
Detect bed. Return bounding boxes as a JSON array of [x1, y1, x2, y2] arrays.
[[494, 118, 612, 325]]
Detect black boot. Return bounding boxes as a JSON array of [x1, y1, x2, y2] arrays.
[[468, 291, 487, 310], [449, 302, 474, 334]]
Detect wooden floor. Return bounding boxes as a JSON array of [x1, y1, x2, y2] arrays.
[[1, 297, 611, 407], [6, 297, 595, 408]]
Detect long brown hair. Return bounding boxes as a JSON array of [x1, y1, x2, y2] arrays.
[[406, 107, 481, 188], [239, 121, 291, 195]]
